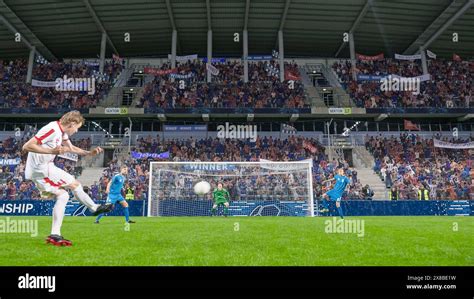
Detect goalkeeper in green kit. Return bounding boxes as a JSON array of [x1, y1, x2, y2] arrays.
[[211, 182, 230, 217]]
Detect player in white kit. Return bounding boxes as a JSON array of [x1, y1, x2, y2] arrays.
[[22, 111, 113, 246]]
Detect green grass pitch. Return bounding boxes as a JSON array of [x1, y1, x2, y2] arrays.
[[0, 216, 472, 266]]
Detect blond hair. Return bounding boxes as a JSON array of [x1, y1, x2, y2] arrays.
[[60, 110, 85, 126]]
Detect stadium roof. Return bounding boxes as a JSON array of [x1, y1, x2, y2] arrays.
[[0, 0, 473, 60]]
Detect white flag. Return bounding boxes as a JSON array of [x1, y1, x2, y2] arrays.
[[168, 54, 198, 61], [206, 63, 219, 76], [395, 53, 421, 60], [426, 49, 436, 59], [259, 159, 312, 171]]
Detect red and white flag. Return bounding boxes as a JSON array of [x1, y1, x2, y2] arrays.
[[404, 119, 420, 131], [356, 53, 384, 61]]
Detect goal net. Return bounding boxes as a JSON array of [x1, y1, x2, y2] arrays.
[[147, 161, 314, 217]]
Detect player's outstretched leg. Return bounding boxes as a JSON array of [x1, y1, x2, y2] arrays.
[[336, 201, 344, 219], [92, 203, 114, 216], [68, 181, 113, 215], [211, 204, 217, 216], [95, 200, 115, 222]]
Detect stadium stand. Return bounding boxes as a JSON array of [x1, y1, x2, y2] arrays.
[[137, 60, 308, 109], [333, 59, 473, 108], [0, 59, 122, 109], [366, 133, 473, 200], [84, 135, 365, 201], [0, 1, 472, 205], [1, 126, 472, 202]]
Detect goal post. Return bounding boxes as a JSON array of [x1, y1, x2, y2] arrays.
[[147, 161, 314, 217]]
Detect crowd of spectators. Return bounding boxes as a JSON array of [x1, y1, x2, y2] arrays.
[[137, 60, 308, 109], [333, 59, 473, 108], [2, 130, 472, 201], [91, 135, 365, 201], [0, 59, 122, 109], [367, 133, 473, 200], [0, 59, 27, 81], [1, 58, 306, 110]]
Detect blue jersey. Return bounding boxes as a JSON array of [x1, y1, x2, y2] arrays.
[[332, 174, 350, 194], [109, 174, 125, 195]]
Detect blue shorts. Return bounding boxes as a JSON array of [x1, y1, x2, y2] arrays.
[[106, 194, 125, 205], [325, 189, 343, 202]]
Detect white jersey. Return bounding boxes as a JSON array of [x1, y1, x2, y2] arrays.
[[25, 121, 68, 178]]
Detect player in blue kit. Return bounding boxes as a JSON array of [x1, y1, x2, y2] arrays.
[[319, 167, 351, 219], [95, 165, 135, 224]]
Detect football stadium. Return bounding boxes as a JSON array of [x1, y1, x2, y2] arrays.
[[0, 0, 473, 269]]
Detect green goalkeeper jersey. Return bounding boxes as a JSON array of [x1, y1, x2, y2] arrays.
[[212, 188, 230, 203]]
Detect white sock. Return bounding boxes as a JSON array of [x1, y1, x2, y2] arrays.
[[73, 185, 98, 212], [51, 192, 69, 236]]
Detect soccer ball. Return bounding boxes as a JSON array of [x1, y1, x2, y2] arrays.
[[194, 181, 211, 195]]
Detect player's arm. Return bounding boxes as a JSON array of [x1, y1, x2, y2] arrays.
[[321, 177, 335, 184], [62, 139, 103, 156], [22, 136, 64, 155], [212, 189, 217, 201]]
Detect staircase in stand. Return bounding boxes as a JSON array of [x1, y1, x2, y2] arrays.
[[352, 146, 388, 200], [298, 66, 326, 107]]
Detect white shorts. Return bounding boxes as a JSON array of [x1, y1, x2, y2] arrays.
[[27, 162, 75, 197]]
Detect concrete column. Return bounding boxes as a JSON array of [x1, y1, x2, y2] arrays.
[[243, 29, 248, 83], [26, 46, 35, 84], [349, 32, 356, 81], [207, 30, 212, 83], [171, 30, 177, 68], [99, 32, 106, 74], [278, 30, 284, 82], [420, 46, 428, 75]]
